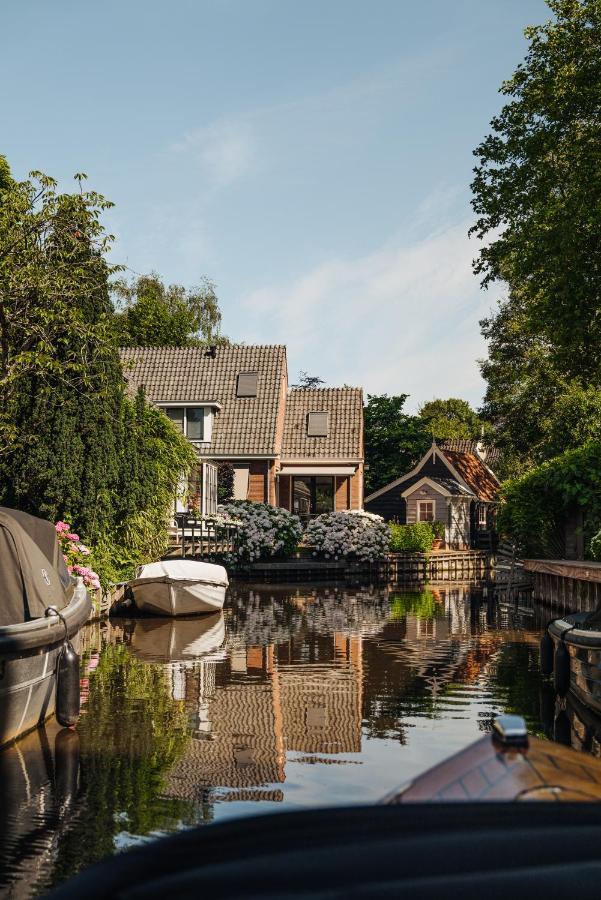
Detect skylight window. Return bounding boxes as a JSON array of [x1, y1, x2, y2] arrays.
[[237, 372, 258, 397], [307, 411, 329, 437]]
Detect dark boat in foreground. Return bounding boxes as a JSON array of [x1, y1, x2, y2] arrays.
[[384, 714, 601, 803], [547, 611, 601, 714], [0, 507, 91, 747], [45, 717, 601, 900]]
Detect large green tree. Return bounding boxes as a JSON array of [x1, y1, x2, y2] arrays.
[[114, 273, 225, 347], [418, 398, 485, 441], [472, 0, 601, 469], [0, 164, 196, 580], [364, 395, 431, 495]]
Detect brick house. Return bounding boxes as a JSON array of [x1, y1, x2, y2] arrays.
[[120, 345, 364, 519]]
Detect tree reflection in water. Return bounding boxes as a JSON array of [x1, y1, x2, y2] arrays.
[[0, 583, 586, 898]]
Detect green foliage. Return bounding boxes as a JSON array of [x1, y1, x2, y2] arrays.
[[292, 371, 325, 388], [389, 589, 444, 620], [418, 398, 486, 441], [48, 642, 198, 885], [498, 441, 601, 557], [0, 165, 197, 585], [472, 1, 601, 471], [589, 528, 601, 561], [364, 394, 431, 495], [389, 522, 435, 553], [432, 520, 446, 540], [115, 273, 226, 347], [217, 461, 235, 503]]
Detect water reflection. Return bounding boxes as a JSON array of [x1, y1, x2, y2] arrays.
[[0, 583, 591, 896]]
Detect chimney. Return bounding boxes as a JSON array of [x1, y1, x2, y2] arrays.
[[205, 345, 217, 359]]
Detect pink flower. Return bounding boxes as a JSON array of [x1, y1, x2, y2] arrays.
[[78, 544, 91, 556], [67, 564, 74, 574], [67, 533, 80, 542], [55, 521, 70, 534]]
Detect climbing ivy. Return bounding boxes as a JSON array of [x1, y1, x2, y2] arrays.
[[498, 441, 601, 557]]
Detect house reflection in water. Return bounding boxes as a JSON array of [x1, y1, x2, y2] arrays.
[[144, 585, 517, 809], [162, 620, 364, 805]]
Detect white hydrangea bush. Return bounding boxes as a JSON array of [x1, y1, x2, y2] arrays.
[[219, 501, 302, 564], [304, 509, 390, 562]]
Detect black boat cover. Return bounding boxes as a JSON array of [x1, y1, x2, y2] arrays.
[[0, 508, 74, 626]]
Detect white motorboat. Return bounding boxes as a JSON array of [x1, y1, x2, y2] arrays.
[[128, 559, 228, 616]]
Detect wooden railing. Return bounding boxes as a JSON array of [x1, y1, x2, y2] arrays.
[[171, 514, 239, 560]]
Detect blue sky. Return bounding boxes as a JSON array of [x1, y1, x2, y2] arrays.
[[2, 0, 548, 409]]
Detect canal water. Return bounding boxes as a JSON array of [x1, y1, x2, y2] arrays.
[[0, 582, 595, 897]]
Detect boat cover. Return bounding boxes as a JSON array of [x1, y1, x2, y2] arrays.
[[133, 559, 229, 587], [0, 507, 74, 626]]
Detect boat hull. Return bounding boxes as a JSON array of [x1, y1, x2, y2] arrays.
[[548, 614, 601, 715], [0, 582, 91, 748], [130, 579, 227, 616]]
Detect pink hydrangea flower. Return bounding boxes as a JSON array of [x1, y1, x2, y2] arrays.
[[67, 533, 80, 542], [55, 521, 70, 534]]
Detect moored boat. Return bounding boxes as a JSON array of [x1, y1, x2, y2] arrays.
[[0, 507, 91, 748], [127, 559, 228, 616], [546, 612, 601, 714]]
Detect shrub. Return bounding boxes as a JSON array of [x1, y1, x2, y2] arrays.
[[389, 522, 435, 553], [219, 501, 302, 564], [498, 441, 601, 557], [304, 510, 390, 562], [432, 520, 446, 540], [590, 529, 601, 561], [55, 520, 101, 591]]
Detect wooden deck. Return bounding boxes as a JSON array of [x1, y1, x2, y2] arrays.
[[524, 558, 601, 611], [244, 550, 492, 584]]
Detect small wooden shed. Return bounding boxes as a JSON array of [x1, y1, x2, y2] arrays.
[[364, 440, 500, 550]]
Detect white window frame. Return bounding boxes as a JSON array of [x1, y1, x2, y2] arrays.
[[478, 504, 487, 527], [159, 403, 213, 444], [417, 499, 435, 522]]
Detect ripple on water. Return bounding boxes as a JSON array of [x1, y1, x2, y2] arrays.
[[0, 584, 579, 896]]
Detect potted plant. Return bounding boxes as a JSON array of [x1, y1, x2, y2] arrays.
[[431, 520, 445, 550]]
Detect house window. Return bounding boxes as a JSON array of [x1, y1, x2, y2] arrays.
[[165, 407, 184, 434], [164, 407, 206, 441], [186, 408, 204, 441], [478, 505, 487, 528], [237, 372, 258, 397], [417, 500, 435, 522], [293, 476, 334, 522], [307, 411, 329, 437]]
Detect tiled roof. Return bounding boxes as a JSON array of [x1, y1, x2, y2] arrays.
[[281, 388, 363, 460], [441, 449, 500, 502], [120, 345, 286, 456], [439, 439, 501, 467], [417, 476, 474, 497]]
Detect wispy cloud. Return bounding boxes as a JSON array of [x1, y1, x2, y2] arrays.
[[171, 118, 255, 189], [239, 197, 502, 409]]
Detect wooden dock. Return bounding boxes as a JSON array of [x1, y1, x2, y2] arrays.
[[244, 550, 493, 584], [524, 558, 601, 612]]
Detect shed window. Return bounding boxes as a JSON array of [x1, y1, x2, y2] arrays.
[[307, 411, 329, 437], [237, 372, 258, 397], [417, 500, 435, 522]]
